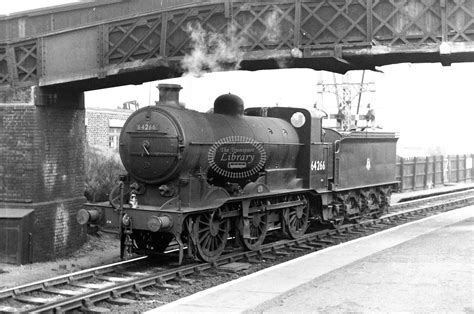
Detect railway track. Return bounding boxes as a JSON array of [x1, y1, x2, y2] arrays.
[[1, 189, 473, 313]]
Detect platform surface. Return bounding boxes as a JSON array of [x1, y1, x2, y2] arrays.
[[148, 205, 473, 313], [390, 182, 474, 203]]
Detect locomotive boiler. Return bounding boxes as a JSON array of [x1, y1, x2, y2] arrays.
[[78, 84, 398, 263]]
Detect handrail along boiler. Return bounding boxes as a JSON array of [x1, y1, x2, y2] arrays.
[[77, 84, 398, 263]]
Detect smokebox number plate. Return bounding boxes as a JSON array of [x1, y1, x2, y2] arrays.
[[136, 122, 158, 131]]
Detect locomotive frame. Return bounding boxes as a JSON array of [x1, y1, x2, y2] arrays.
[[78, 85, 398, 264]]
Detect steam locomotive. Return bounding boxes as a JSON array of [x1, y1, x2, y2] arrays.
[[77, 84, 398, 263]]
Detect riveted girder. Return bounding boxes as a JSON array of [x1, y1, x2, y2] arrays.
[[0, 0, 473, 91]]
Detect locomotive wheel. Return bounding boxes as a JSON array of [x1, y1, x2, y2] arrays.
[[283, 195, 309, 239], [344, 196, 360, 223], [359, 194, 370, 220], [368, 193, 382, 218], [236, 201, 269, 251], [378, 189, 391, 217], [192, 210, 229, 262]]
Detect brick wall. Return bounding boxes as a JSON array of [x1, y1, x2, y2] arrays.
[[0, 87, 87, 263], [4, 198, 86, 261], [85, 108, 133, 148], [0, 105, 37, 202]]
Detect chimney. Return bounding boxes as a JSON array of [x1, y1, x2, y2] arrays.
[[155, 84, 182, 108]]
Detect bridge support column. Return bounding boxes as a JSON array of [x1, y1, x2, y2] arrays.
[[0, 86, 87, 264]]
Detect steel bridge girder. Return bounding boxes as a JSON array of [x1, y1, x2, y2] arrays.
[[0, 0, 473, 91]]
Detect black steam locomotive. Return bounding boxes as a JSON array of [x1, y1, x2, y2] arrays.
[[77, 84, 398, 263]]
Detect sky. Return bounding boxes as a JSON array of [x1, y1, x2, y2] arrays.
[[85, 63, 474, 156], [3, 1, 474, 156]]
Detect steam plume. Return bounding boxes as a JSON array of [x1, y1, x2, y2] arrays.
[[181, 23, 244, 76], [264, 11, 280, 43]]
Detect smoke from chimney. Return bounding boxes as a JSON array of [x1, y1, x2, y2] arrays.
[[181, 22, 244, 77]]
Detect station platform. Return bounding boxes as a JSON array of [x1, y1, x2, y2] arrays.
[[390, 182, 474, 203], [148, 205, 473, 313]]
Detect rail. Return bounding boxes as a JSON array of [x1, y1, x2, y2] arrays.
[[1, 189, 473, 312]]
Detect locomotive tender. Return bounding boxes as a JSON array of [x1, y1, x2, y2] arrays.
[[77, 84, 398, 263]]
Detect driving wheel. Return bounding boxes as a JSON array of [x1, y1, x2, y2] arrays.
[[283, 194, 309, 239], [237, 200, 269, 251], [192, 210, 229, 262]]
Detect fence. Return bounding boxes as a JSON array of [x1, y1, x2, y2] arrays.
[[396, 154, 474, 192]]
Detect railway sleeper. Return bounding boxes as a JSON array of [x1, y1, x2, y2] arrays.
[[107, 294, 135, 306], [194, 270, 214, 278], [244, 255, 261, 264], [154, 279, 180, 290], [121, 271, 152, 277], [69, 282, 114, 290], [175, 276, 195, 284], [344, 230, 364, 236], [129, 285, 157, 299], [272, 249, 292, 256], [287, 246, 305, 252], [306, 242, 328, 249], [81, 298, 109, 313], [295, 243, 314, 250], [218, 262, 252, 273], [96, 275, 133, 283], [14, 295, 50, 305], [360, 225, 383, 231], [310, 239, 334, 245], [346, 228, 367, 234], [261, 253, 277, 260], [41, 287, 81, 297], [330, 234, 348, 239], [0, 306, 18, 313]]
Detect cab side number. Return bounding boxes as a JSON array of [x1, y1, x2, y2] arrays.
[[311, 160, 326, 171]]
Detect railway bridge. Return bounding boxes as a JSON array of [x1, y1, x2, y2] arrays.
[[1, 0, 474, 264]]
